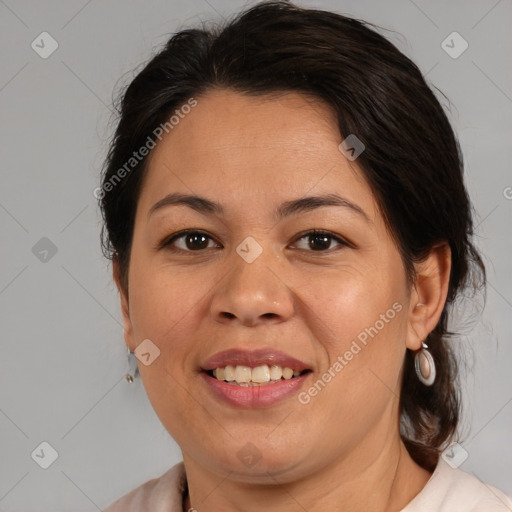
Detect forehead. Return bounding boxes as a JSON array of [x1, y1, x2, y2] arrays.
[[150, 89, 340, 159], [139, 89, 378, 221]]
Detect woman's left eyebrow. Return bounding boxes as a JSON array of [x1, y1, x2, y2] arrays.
[[276, 193, 370, 223], [148, 192, 370, 223]]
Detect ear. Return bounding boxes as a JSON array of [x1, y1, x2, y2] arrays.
[[406, 243, 451, 351], [113, 258, 134, 351]]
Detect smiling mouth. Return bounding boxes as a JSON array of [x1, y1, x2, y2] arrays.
[[205, 364, 312, 387]]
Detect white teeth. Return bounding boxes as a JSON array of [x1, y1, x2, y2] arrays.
[[269, 365, 282, 380], [282, 367, 294, 380], [210, 364, 304, 384], [252, 365, 270, 383], [235, 365, 252, 383], [224, 365, 236, 381]]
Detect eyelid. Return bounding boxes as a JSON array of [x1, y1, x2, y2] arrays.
[[159, 228, 353, 253], [158, 229, 222, 251], [290, 229, 353, 251]]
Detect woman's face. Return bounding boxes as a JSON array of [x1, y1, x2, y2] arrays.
[[119, 89, 421, 481]]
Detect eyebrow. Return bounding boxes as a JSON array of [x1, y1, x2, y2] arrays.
[[148, 192, 370, 223]]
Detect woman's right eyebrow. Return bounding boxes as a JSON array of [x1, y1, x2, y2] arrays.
[[148, 192, 222, 219], [147, 192, 370, 224]]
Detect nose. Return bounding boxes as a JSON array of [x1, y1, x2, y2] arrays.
[[209, 245, 295, 327]]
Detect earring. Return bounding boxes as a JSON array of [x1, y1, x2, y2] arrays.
[[414, 341, 436, 386], [125, 349, 139, 383]]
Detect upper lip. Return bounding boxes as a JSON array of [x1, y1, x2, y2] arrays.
[[201, 348, 312, 372]]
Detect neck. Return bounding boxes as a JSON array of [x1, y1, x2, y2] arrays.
[[182, 434, 432, 512]]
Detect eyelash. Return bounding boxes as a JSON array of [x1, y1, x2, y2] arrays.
[[159, 229, 352, 254]]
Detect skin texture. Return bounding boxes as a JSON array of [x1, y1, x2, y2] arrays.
[[114, 89, 451, 511]]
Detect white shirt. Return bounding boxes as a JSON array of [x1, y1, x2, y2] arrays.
[[104, 457, 512, 511]]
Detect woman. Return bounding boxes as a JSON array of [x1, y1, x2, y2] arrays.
[[100, 1, 511, 510]]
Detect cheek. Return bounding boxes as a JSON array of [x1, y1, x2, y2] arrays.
[[297, 261, 408, 403], [126, 261, 210, 432], [298, 262, 406, 347], [125, 259, 216, 411], [128, 259, 205, 339]]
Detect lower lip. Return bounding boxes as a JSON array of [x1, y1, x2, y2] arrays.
[[200, 371, 311, 408]]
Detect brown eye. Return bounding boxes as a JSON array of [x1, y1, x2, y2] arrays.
[[162, 230, 220, 252], [161, 229, 349, 253], [292, 230, 348, 252]]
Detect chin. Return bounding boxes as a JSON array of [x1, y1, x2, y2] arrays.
[[209, 443, 310, 481]]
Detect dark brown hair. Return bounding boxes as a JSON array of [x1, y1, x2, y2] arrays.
[[99, 0, 485, 471]]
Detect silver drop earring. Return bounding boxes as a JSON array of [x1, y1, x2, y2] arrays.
[[414, 341, 436, 386], [126, 349, 139, 383]]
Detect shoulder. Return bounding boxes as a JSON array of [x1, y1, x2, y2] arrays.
[[402, 457, 512, 512], [103, 461, 187, 512]]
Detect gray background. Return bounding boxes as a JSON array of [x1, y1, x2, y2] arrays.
[[1, 0, 511, 510]]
